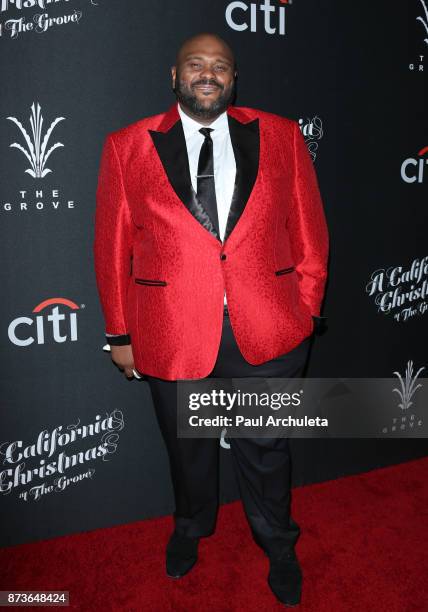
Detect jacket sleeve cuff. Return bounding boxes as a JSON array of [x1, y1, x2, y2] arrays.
[[105, 333, 131, 346]]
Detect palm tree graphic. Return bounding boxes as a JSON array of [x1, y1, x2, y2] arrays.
[[7, 102, 65, 178], [392, 360, 425, 411], [417, 0, 428, 45]]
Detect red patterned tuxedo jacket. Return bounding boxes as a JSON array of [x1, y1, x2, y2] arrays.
[[93, 102, 329, 380]]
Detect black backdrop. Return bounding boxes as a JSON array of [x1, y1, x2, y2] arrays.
[[1, 0, 427, 547]]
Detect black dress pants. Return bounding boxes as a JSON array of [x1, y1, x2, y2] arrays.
[[145, 306, 312, 559]]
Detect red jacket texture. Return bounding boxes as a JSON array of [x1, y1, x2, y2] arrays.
[[93, 102, 329, 380]]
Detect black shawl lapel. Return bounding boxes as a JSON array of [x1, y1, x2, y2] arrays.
[[224, 115, 260, 243], [148, 106, 260, 244], [149, 120, 221, 242]]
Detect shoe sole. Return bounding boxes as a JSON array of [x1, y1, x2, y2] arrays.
[[166, 572, 185, 579]]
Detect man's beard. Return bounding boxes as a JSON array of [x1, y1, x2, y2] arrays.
[[174, 73, 236, 120]]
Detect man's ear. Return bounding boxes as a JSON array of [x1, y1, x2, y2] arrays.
[[171, 66, 176, 89]]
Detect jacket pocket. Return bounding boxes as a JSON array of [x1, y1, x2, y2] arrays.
[[275, 266, 295, 276], [134, 278, 168, 286]]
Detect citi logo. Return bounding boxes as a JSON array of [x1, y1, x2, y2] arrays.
[[8, 297, 81, 347], [225, 0, 292, 35], [400, 146, 428, 183]]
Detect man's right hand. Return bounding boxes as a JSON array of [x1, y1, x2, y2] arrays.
[[110, 344, 135, 379]]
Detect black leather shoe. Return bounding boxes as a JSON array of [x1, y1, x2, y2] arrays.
[[267, 549, 302, 607], [166, 531, 200, 578]]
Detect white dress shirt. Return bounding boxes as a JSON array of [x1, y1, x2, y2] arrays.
[[177, 102, 236, 305]]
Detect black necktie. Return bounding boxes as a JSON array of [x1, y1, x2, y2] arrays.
[[197, 127, 220, 236]]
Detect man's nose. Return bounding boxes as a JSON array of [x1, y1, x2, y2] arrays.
[[199, 65, 216, 80]]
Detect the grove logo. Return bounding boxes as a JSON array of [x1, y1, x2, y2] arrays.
[[3, 103, 76, 214], [409, 0, 427, 71], [381, 360, 425, 434], [8, 297, 82, 346], [400, 146, 428, 183], [299, 116, 323, 162], [7, 102, 65, 178], [225, 0, 292, 35]]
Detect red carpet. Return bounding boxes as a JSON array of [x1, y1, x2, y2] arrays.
[[1, 457, 428, 611]]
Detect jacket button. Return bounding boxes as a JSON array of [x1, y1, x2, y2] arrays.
[[220, 254, 227, 260]]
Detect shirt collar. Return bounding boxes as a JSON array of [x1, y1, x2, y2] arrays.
[[177, 102, 229, 137]]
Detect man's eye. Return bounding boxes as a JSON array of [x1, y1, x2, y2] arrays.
[[190, 63, 201, 68], [215, 66, 227, 71]]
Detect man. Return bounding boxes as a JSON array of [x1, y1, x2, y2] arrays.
[[93, 32, 329, 607]]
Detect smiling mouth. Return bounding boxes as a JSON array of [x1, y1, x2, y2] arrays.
[[194, 84, 220, 93]]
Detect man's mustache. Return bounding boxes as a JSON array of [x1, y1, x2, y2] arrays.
[[192, 79, 224, 90]]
